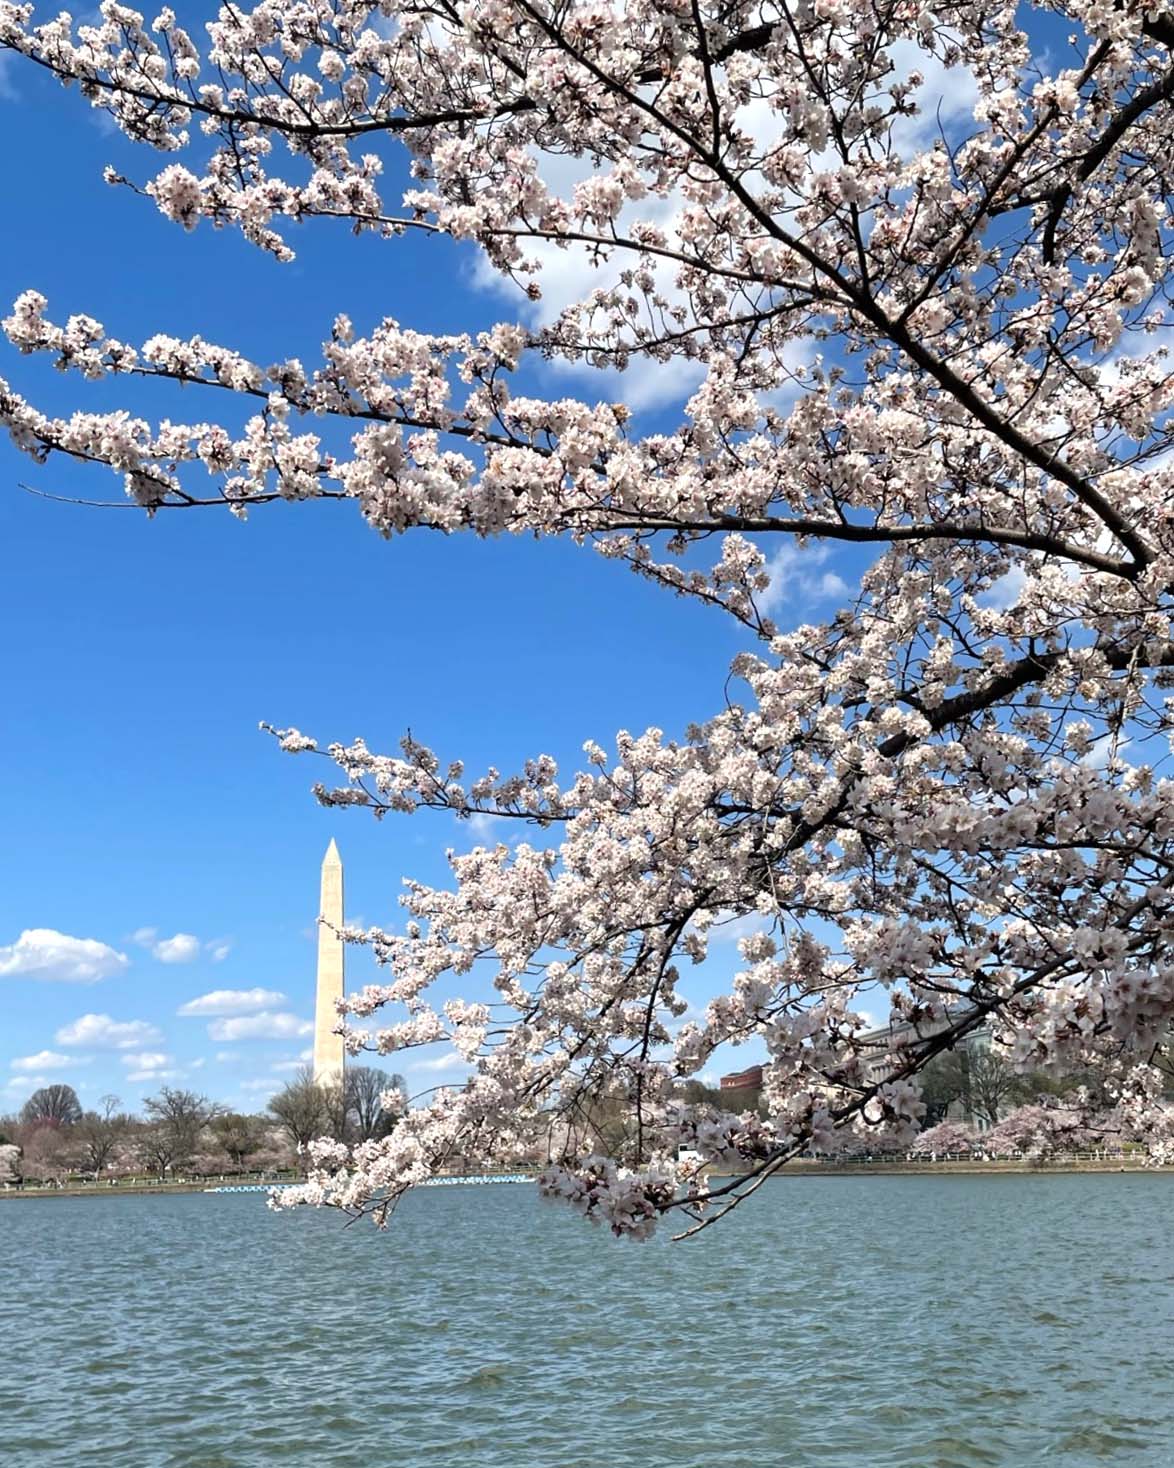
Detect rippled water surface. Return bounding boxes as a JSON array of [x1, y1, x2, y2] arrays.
[[2, 1174, 1172, 1467]]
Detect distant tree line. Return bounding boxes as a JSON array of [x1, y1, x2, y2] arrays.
[[0, 1065, 405, 1187]]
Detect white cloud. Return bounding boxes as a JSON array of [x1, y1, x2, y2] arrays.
[[152, 933, 201, 964], [215, 1050, 239, 1064], [55, 1013, 163, 1049], [978, 562, 1029, 611], [121, 1051, 171, 1071], [121, 1053, 181, 1084], [133, 928, 214, 963], [271, 1059, 308, 1074], [706, 912, 769, 946], [887, 40, 979, 157], [207, 1012, 313, 1042], [1081, 734, 1133, 771], [6, 1074, 48, 1090], [761, 543, 853, 617], [408, 1051, 471, 1074], [178, 988, 288, 1018], [0, 929, 129, 983], [240, 1078, 280, 1094], [11, 1050, 77, 1073], [465, 811, 505, 840]]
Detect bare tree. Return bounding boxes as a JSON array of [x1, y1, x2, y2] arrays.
[[75, 1094, 129, 1177], [320, 1078, 353, 1143], [966, 1049, 1021, 1128], [209, 1112, 267, 1172], [268, 1069, 328, 1160], [20, 1084, 82, 1128], [143, 1087, 219, 1176], [919, 1054, 970, 1127], [346, 1067, 406, 1143], [136, 1121, 178, 1179]]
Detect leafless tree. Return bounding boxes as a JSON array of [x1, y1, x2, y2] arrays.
[[966, 1049, 1022, 1127], [136, 1121, 178, 1179], [143, 1086, 220, 1176], [346, 1067, 406, 1143], [919, 1053, 971, 1127], [20, 1084, 82, 1128], [75, 1094, 130, 1176], [268, 1069, 328, 1160], [209, 1112, 267, 1171]]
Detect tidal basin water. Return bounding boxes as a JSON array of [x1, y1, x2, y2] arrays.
[[2, 1175, 1172, 1468]]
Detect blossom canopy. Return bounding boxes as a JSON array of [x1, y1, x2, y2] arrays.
[[3, 0, 1174, 1235]]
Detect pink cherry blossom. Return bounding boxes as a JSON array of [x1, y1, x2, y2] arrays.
[[4, 0, 1174, 1236]]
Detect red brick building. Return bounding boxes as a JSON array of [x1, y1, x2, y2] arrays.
[[719, 1064, 764, 1092]]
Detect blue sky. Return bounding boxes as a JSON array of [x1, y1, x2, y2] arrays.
[[0, 46, 864, 1114]]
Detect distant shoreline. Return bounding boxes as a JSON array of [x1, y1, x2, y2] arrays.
[[0, 1180, 289, 1200], [2, 1158, 1170, 1200], [741, 1158, 1172, 1178]]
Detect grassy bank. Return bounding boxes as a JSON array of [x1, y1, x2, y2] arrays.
[[0, 1178, 293, 1200]]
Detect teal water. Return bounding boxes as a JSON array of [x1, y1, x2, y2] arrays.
[[1, 1174, 1171, 1467]]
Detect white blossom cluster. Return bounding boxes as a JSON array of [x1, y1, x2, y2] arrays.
[[6, 0, 1174, 1233]]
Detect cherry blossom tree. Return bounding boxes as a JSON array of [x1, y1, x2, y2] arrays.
[[909, 1119, 975, 1155], [19, 1125, 77, 1186], [0, 1142, 22, 1187], [984, 1102, 1098, 1159], [4, 0, 1174, 1238]]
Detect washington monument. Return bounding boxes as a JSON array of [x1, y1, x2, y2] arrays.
[[313, 838, 345, 1085]]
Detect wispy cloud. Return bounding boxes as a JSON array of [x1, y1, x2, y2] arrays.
[[120, 1052, 174, 1082], [178, 988, 287, 1018], [207, 1012, 313, 1042], [761, 543, 852, 618], [10, 1049, 79, 1073], [407, 1051, 471, 1075], [55, 1013, 163, 1049]]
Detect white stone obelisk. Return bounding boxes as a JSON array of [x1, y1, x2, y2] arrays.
[[312, 839, 345, 1086]]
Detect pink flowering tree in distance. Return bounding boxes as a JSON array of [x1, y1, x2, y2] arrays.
[[4, 0, 1174, 1238], [984, 1102, 1100, 1158], [908, 1120, 975, 1156]]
